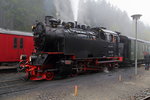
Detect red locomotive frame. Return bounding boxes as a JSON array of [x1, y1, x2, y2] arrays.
[[20, 52, 123, 80]]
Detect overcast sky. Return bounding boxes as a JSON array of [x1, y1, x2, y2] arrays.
[[106, 0, 150, 25]]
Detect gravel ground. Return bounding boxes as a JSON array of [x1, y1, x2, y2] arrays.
[[0, 66, 150, 100], [0, 71, 25, 82]]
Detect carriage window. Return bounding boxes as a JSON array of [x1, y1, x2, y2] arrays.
[[143, 45, 145, 51], [20, 38, 24, 48], [113, 36, 117, 43], [100, 32, 106, 40], [109, 34, 113, 42], [14, 38, 17, 48]]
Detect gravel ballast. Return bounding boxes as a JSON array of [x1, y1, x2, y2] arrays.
[[0, 66, 150, 100]]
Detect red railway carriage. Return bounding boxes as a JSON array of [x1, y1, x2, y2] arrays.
[[0, 28, 34, 65]]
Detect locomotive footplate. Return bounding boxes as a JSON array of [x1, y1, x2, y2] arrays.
[[73, 56, 123, 72]]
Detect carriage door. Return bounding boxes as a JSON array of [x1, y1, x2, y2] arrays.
[[19, 37, 25, 57], [13, 37, 20, 61]]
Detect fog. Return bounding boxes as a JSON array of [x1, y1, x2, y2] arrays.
[[0, 0, 150, 41], [77, 0, 150, 40], [0, 0, 74, 31]]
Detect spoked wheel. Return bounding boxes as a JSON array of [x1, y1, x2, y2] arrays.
[[45, 72, 54, 80]]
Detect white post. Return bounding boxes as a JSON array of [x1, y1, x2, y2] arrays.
[[131, 14, 142, 75], [135, 19, 138, 75]]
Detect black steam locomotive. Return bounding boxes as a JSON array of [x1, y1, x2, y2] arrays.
[[19, 16, 150, 80]]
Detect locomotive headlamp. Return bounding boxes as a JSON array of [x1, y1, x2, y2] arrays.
[[20, 55, 27, 60], [32, 25, 35, 29], [29, 55, 37, 62], [32, 25, 36, 31]]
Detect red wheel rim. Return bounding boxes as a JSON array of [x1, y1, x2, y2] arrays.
[[45, 72, 54, 80]]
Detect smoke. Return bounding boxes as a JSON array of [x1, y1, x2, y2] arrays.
[[44, 0, 56, 17], [70, 0, 79, 21], [44, 0, 74, 22]]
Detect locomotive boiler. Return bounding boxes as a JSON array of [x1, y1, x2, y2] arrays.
[[19, 16, 123, 80]]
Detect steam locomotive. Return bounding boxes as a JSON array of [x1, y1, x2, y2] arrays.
[[19, 16, 150, 80]]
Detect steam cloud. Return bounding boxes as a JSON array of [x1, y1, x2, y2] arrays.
[[44, 0, 74, 22]]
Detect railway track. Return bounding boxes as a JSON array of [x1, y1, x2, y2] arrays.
[[142, 96, 150, 100], [134, 88, 150, 100], [0, 79, 38, 95], [0, 79, 22, 87]]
